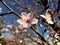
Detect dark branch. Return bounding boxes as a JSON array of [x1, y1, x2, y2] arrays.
[[0, 11, 13, 16], [0, 0, 2, 2], [30, 26, 50, 45], [1, 1, 21, 18]]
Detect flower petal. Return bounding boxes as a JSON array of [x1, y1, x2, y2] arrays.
[[21, 12, 31, 20], [21, 12, 27, 16], [17, 19, 23, 24], [47, 21, 54, 24], [31, 18, 38, 24], [27, 13, 31, 16], [23, 23, 31, 28], [21, 12, 27, 19], [40, 15, 46, 18], [18, 25, 24, 29], [57, 42, 60, 45]]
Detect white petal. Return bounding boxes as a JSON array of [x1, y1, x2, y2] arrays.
[[21, 12, 28, 19], [45, 9, 54, 24], [28, 13, 31, 16], [23, 29, 27, 32], [19, 40, 23, 43], [40, 15, 46, 18], [17, 19, 23, 24], [45, 14, 51, 20], [15, 30, 19, 33], [0, 43, 2, 45], [21, 14, 30, 20], [57, 42, 60, 45], [21, 12, 27, 16], [6, 24, 12, 29], [0, 7, 2, 12], [46, 9, 50, 13], [55, 33, 58, 38], [47, 20, 54, 24], [21, 15, 27, 20], [5, 28, 9, 31], [31, 18, 38, 24], [23, 23, 31, 28], [18, 25, 24, 29]]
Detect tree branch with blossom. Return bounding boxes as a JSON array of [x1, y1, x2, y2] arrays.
[[1, 1, 51, 45]]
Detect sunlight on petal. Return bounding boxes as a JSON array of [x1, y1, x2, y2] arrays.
[[23, 29, 28, 32], [17, 19, 23, 24], [57, 42, 60, 45], [0, 7, 2, 12], [40, 15, 46, 18], [21, 12, 27, 16], [23, 23, 31, 28], [5, 28, 9, 31], [31, 18, 38, 24], [18, 25, 24, 29], [28, 13, 31, 16], [6, 24, 12, 29], [1, 28, 9, 32], [15, 30, 19, 33], [19, 40, 23, 43], [0, 43, 2, 45]]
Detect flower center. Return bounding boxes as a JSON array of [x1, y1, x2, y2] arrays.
[[26, 20, 31, 23]]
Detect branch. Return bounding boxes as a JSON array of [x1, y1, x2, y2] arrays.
[[14, 0, 32, 12], [30, 26, 50, 45], [1, 0, 21, 18], [0, 0, 2, 2], [35, 0, 43, 5], [0, 11, 13, 16]]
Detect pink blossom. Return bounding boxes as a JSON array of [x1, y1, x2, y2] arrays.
[[40, 9, 54, 24], [17, 12, 38, 28]]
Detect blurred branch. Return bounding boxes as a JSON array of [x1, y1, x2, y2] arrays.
[[1, 0, 21, 18], [0, 11, 13, 16], [35, 0, 49, 15], [27, 36, 42, 45], [0, 0, 2, 2], [35, 0, 48, 8], [35, 0, 43, 5], [14, 0, 32, 12], [30, 26, 50, 45], [14, 0, 46, 16]]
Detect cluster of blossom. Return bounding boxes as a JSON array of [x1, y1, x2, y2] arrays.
[[17, 9, 55, 29], [17, 9, 60, 39]]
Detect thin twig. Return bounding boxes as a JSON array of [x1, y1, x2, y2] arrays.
[[14, 0, 32, 12], [0, 11, 13, 16]]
